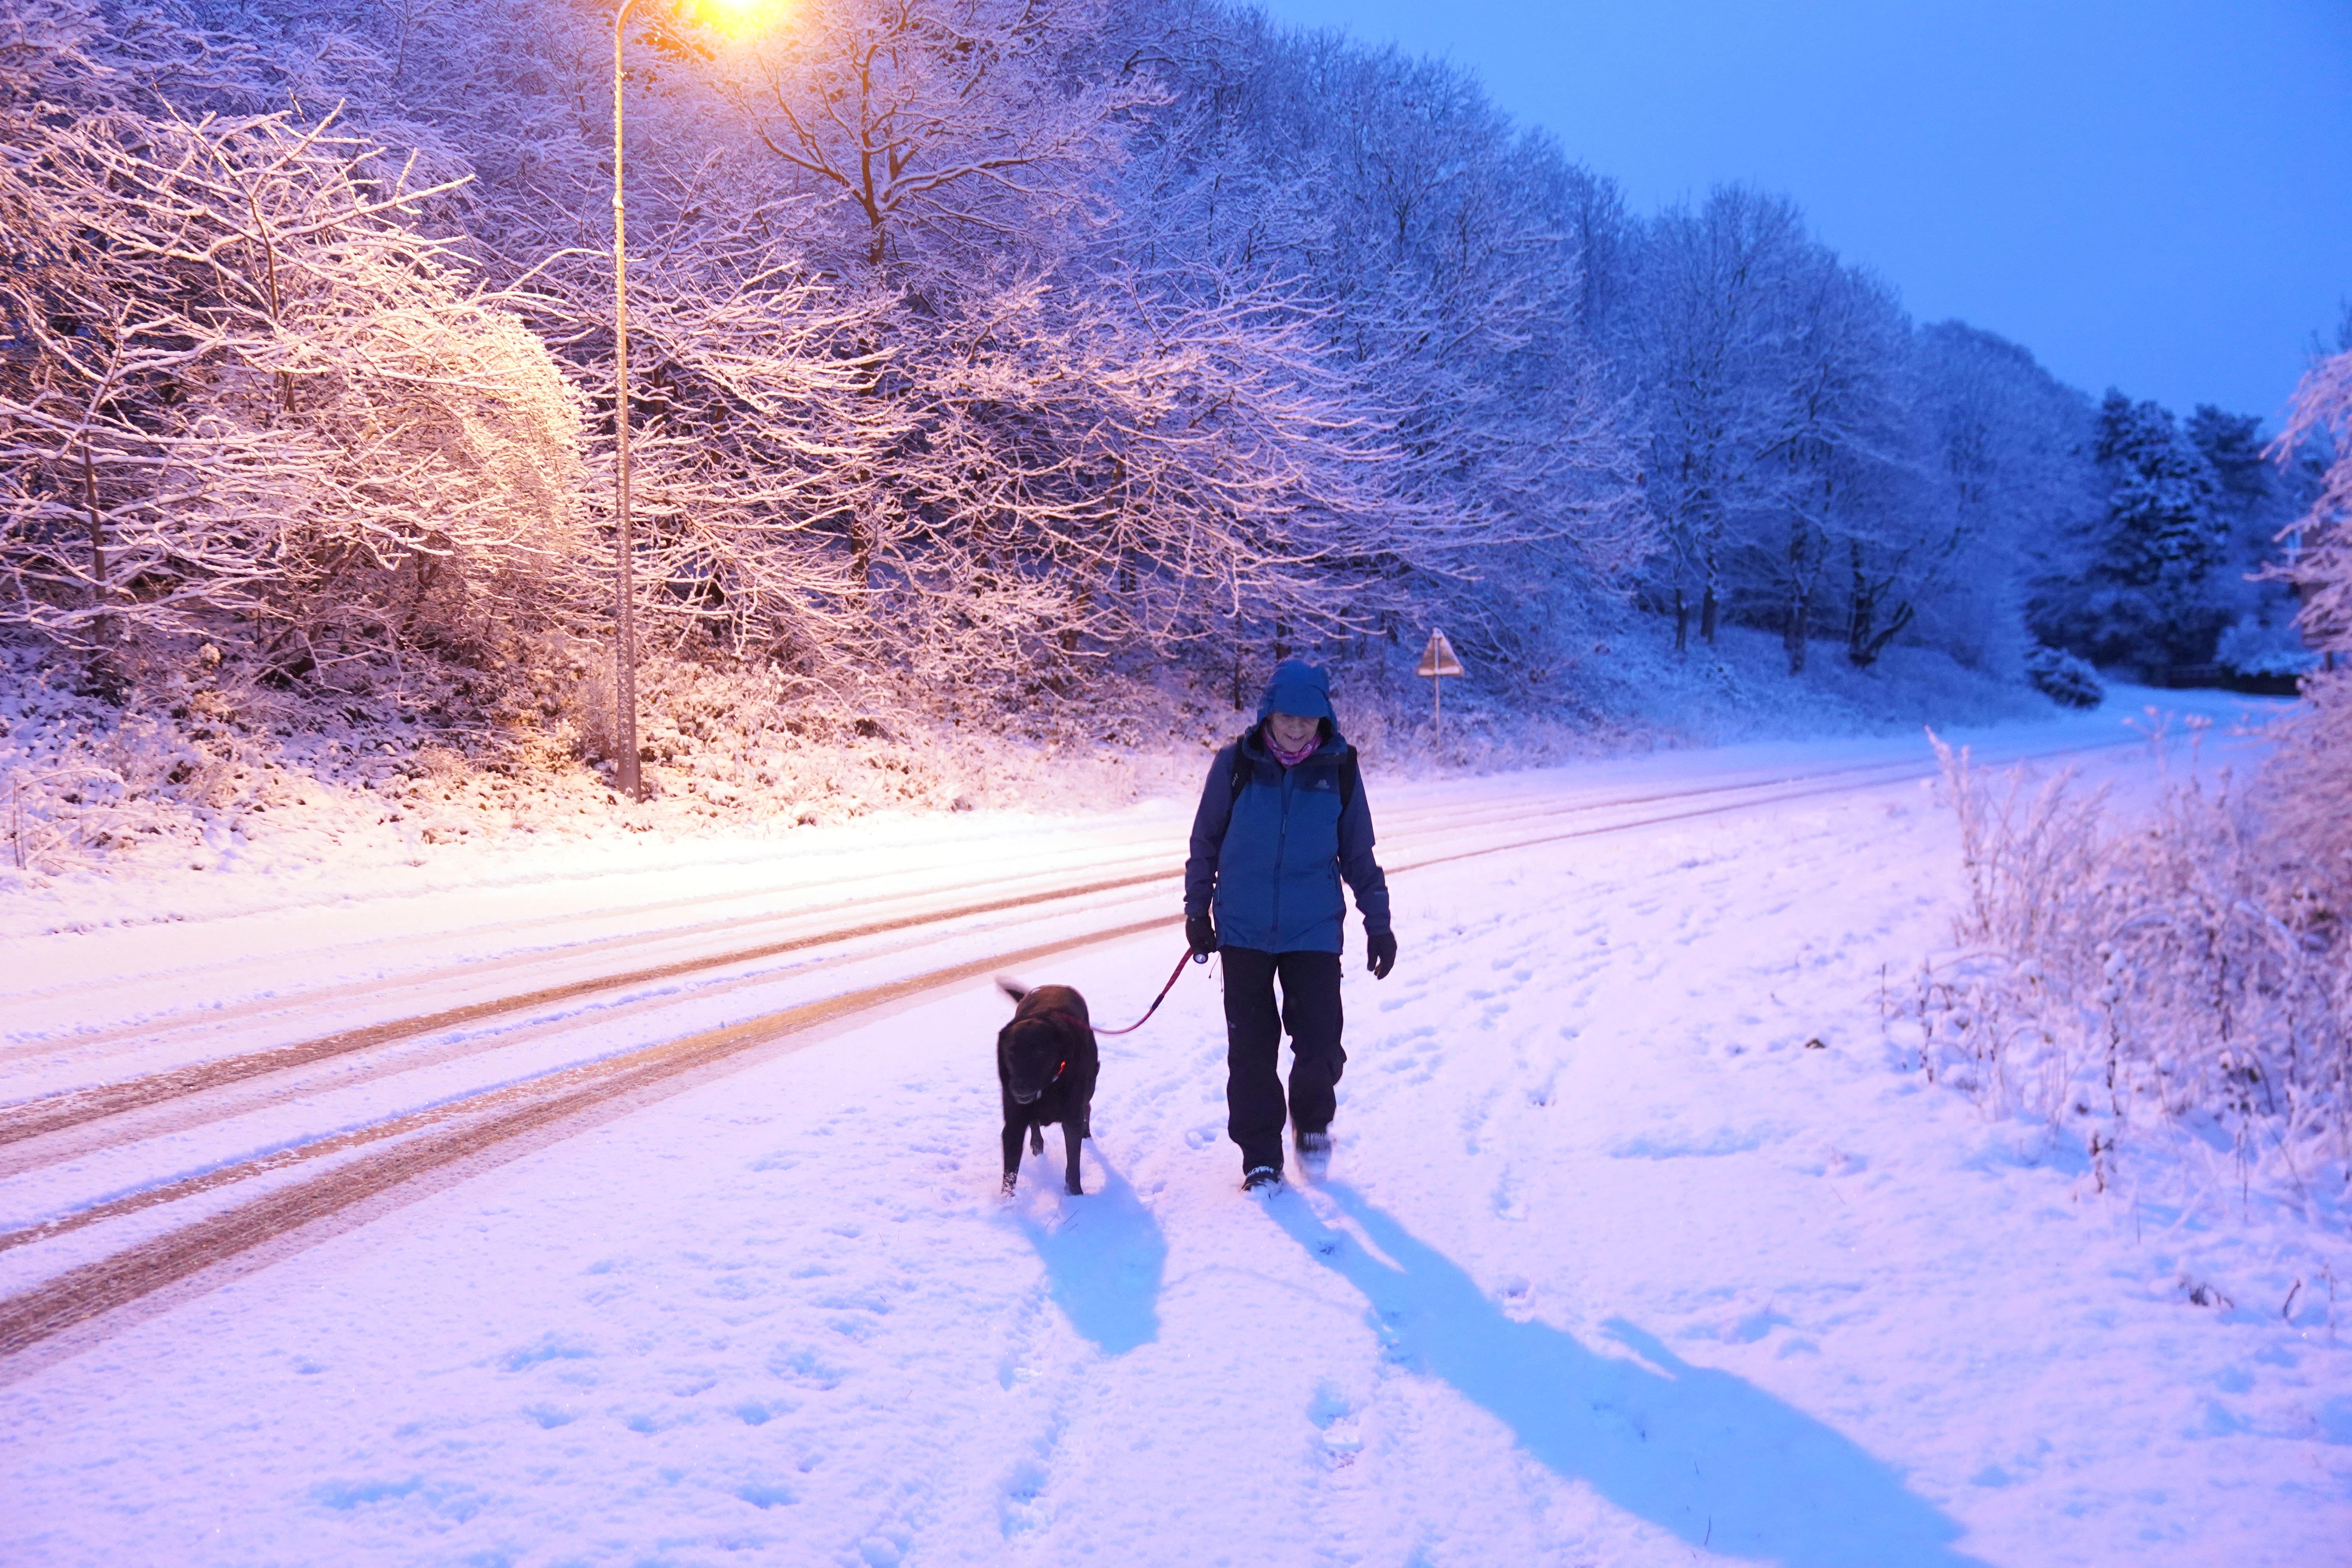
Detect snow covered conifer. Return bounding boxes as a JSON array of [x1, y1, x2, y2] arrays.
[[2096, 391, 2226, 585], [2029, 391, 2228, 672]]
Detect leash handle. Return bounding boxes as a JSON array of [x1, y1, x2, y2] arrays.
[[1092, 947, 1202, 1036]]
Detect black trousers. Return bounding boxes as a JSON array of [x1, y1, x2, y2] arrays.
[[1221, 947, 1345, 1174]]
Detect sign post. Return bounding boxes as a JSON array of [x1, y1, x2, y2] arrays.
[[1415, 628, 1465, 749]]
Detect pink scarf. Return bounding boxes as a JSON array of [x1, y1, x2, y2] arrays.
[[1268, 734, 1318, 768]]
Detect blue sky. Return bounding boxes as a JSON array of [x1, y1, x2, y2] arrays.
[[1249, 0, 2352, 422]]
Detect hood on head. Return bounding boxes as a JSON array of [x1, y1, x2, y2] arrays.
[[1255, 659, 1339, 737]]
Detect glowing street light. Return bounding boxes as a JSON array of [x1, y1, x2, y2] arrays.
[[607, 0, 782, 800], [695, 0, 788, 36]]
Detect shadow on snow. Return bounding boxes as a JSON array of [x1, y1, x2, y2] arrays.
[[1016, 1149, 1167, 1357], [1269, 1184, 1985, 1567]]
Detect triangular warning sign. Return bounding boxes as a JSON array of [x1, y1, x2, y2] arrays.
[[1415, 629, 1464, 678]]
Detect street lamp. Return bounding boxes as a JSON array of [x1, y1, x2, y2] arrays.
[[608, 0, 779, 801]]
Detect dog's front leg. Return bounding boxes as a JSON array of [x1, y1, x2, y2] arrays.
[[1000, 1117, 1025, 1196], [1063, 1117, 1085, 1196]]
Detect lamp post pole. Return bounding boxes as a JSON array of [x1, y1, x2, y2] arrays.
[[610, 0, 645, 801]]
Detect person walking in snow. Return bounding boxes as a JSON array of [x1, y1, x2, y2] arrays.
[[1184, 659, 1396, 1193]]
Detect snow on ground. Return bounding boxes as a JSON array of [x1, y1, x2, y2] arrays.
[[0, 673, 2206, 952], [0, 621, 2060, 925], [1, 690, 2345, 1566]]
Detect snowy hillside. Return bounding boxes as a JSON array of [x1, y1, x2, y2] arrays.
[[1, 693, 2343, 1566]]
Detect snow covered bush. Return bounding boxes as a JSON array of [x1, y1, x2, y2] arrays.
[[2258, 342, 2352, 933], [1915, 346, 2352, 1212], [2214, 612, 2315, 679], [2022, 643, 2102, 708], [0, 1, 588, 693], [1917, 731, 2350, 1207]]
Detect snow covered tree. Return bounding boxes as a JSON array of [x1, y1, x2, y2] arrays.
[[2098, 392, 2226, 583], [0, 1, 588, 693], [1114, 15, 1646, 685], [689, 0, 1478, 701], [2031, 391, 2228, 671], [1618, 185, 1809, 650], [2258, 352, 2352, 921], [1746, 250, 1920, 673], [0, 0, 2121, 732], [2187, 403, 2314, 678], [1615, 188, 1960, 674], [2272, 346, 2352, 662], [724, 0, 1156, 274], [1911, 322, 2100, 673], [2252, 347, 2352, 940]]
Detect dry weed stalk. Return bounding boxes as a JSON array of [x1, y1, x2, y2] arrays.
[[1918, 725, 2350, 1214]]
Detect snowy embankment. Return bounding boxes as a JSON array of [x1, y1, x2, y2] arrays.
[[0, 691, 2344, 1566], [0, 622, 2057, 924]]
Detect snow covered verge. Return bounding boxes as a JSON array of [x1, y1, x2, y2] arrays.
[[1906, 676, 2352, 1296], [0, 702, 2343, 1566], [0, 615, 2060, 906]]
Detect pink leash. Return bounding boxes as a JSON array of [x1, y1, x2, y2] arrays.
[[1091, 948, 1208, 1036]]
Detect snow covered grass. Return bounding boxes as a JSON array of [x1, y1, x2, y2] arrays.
[[1910, 717, 2350, 1275]]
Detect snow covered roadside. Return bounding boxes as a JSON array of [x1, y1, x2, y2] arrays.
[[0, 623, 2069, 942], [2, 695, 2344, 1566], [0, 679, 2219, 952]]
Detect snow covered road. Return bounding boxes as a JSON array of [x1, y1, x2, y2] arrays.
[[2, 700, 2345, 1565]]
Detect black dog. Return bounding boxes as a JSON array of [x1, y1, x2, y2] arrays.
[[996, 980, 1098, 1196]]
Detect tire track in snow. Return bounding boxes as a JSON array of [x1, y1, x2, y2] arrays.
[[0, 751, 1920, 1069], [0, 744, 2027, 1146], [0, 808, 1201, 1005], [0, 848, 1180, 1065], [0, 768, 1569, 1058], [0, 732, 2134, 1360], [0, 866, 1187, 1147], [0, 916, 1177, 1358]]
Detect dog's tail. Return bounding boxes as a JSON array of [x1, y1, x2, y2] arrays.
[[996, 975, 1029, 1005]]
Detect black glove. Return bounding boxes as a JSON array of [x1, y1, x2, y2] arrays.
[[1186, 911, 1219, 957], [1366, 929, 1397, 980]]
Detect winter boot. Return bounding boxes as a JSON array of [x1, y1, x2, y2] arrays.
[[1295, 1129, 1332, 1179], [1242, 1165, 1282, 1194]]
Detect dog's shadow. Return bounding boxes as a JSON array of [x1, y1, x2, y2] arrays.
[[1012, 1149, 1167, 1357], [1269, 1185, 1987, 1568]]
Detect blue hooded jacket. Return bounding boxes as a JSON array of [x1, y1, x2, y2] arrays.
[[1185, 660, 1392, 954]]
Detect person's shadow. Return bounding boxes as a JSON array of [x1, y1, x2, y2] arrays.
[[1014, 1150, 1167, 1356], [1270, 1185, 1986, 1567]]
